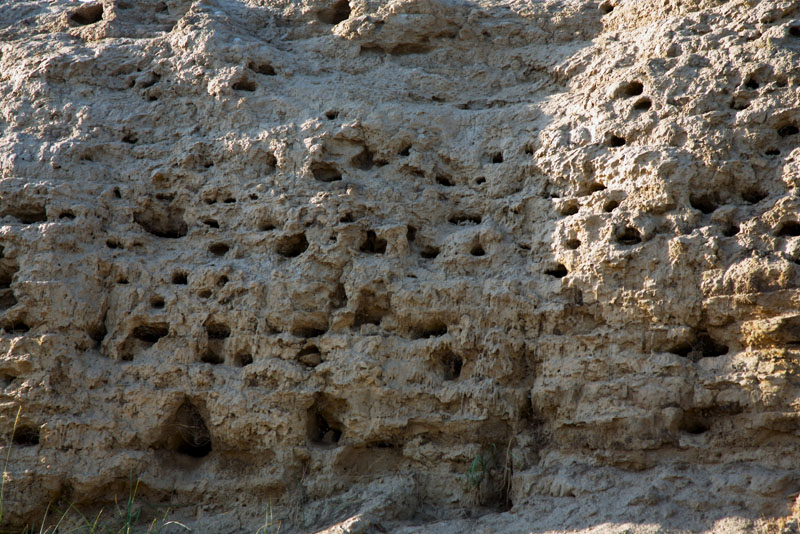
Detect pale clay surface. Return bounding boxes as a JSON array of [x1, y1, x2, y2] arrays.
[[1, 0, 800, 532]]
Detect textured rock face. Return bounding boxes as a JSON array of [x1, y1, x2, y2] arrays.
[[2, 0, 800, 532]]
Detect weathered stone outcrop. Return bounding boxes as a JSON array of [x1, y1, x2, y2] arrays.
[[2, 0, 800, 532]]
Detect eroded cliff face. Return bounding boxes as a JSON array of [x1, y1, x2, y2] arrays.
[[1, 0, 800, 532]]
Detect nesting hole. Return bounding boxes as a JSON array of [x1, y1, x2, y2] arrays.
[[172, 271, 188, 285], [589, 182, 606, 194], [607, 134, 626, 147], [317, 0, 351, 24], [603, 199, 619, 212], [398, 144, 411, 157], [420, 246, 440, 259], [235, 352, 253, 367], [171, 401, 212, 458], [448, 214, 482, 225], [406, 226, 417, 242], [354, 291, 390, 328], [744, 77, 760, 90], [275, 233, 309, 258], [790, 25, 800, 38], [311, 162, 342, 182], [307, 400, 343, 446], [438, 350, 463, 381], [206, 322, 230, 340], [388, 43, 431, 55], [360, 230, 387, 254], [765, 148, 780, 156], [232, 79, 256, 92], [150, 296, 165, 309], [351, 146, 374, 170], [470, 243, 486, 257], [475, 177, 486, 185], [315, 281, 340, 312], [69, 3, 103, 25], [668, 342, 692, 358], [325, 110, 339, 120], [565, 239, 581, 250], [722, 224, 740, 237], [491, 152, 504, 164], [208, 243, 230, 256], [0, 371, 17, 387], [689, 193, 718, 214], [0, 289, 15, 311], [633, 97, 652, 111], [106, 239, 122, 249], [669, 332, 728, 362], [0, 260, 16, 289], [248, 61, 276, 76], [292, 326, 327, 339], [413, 321, 447, 339], [134, 208, 187, 239], [778, 124, 799, 137], [559, 201, 579, 216], [696, 332, 728, 358], [599, 1, 614, 14], [619, 81, 643, 98], [615, 227, 642, 245], [436, 175, 454, 187], [59, 211, 75, 220], [5, 205, 47, 224], [12, 425, 39, 447], [88, 322, 106, 346], [203, 219, 220, 228], [679, 413, 709, 435], [201, 350, 223, 365], [297, 345, 322, 367], [133, 323, 169, 344], [741, 189, 767, 204], [2, 320, 30, 334], [544, 263, 568, 278], [777, 221, 800, 237]]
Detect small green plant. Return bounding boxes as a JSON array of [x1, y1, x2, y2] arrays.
[[115, 472, 141, 534], [463, 439, 514, 509], [0, 406, 22, 530], [256, 498, 281, 534], [464, 449, 490, 492]]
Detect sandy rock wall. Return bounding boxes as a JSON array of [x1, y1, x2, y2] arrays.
[[1, 0, 800, 532]]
